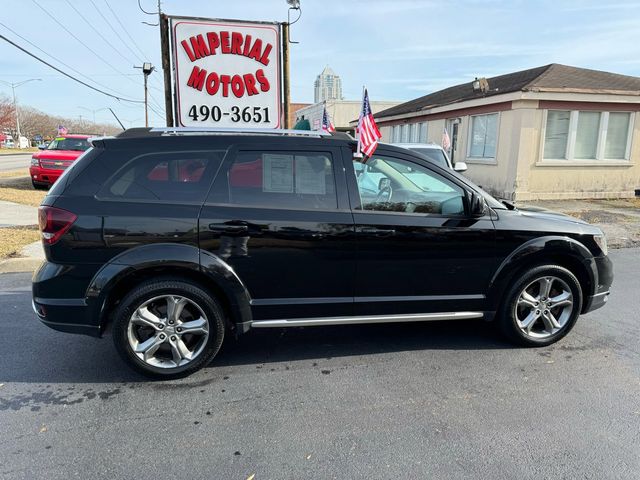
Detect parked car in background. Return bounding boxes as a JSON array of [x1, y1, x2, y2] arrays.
[[33, 127, 613, 379], [392, 142, 467, 172], [29, 134, 91, 189]]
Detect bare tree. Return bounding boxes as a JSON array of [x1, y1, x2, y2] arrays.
[[0, 96, 15, 132], [17, 105, 121, 139]]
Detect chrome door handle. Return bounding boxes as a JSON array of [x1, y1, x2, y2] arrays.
[[208, 223, 248, 233]]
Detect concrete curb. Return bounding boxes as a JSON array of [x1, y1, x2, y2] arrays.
[[0, 257, 43, 274]]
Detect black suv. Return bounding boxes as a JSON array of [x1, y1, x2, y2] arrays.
[[33, 127, 613, 378]]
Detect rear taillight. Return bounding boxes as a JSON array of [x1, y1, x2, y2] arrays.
[[37, 206, 77, 245]]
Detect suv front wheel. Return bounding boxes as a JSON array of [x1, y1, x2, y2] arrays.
[[112, 278, 225, 379], [499, 265, 583, 346]]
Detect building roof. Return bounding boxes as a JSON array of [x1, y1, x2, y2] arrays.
[[375, 64, 640, 119], [319, 65, 336, 76]]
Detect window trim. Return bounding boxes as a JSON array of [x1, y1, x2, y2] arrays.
[[538, 109, 635, 166], [95, 149, 227, 204], [206, 147, 343, 212], [347, 151, 469, 218], [465, 112, 500, 164]]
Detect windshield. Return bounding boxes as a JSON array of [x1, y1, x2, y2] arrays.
[[407, 147, 449, 168], [47, 137, 90, 152]]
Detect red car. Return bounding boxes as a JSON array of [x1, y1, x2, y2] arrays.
[[30, 134, 92, 189]]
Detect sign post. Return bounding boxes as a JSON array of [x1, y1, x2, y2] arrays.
[[169, 16, 282, 129]]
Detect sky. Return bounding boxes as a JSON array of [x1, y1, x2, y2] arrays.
[[1, 0, 640, 128]]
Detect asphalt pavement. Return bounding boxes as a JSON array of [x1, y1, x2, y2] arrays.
[[0, 153, 31, 172], [0, 249, 639, 479]]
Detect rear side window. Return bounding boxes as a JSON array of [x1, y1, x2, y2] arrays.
[[208, 150, 338, 210], [99, 151, 224, 202]]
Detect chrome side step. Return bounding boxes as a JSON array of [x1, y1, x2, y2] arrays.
[[250, 311, 483, 328]]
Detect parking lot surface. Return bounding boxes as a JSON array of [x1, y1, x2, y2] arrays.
[[1, 248, 639, 479]]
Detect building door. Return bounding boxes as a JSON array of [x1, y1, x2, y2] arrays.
[[446, 119, 460, 164]]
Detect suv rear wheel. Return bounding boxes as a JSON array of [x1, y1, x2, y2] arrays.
[[112, 278, 225, 379], [499, 265, 583, 346]]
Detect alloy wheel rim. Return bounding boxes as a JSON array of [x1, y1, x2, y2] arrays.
[[514, 275, 574, 339], [127, 295, 210, 369]]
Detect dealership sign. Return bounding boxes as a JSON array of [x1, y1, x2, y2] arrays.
[[170, 17, 281, 128]]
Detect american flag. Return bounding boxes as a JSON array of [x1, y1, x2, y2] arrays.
[[357, 88, 381, 157], [442, 127, 451, 151], [57, 125, 68, 135], [321, 105, 335, 133]]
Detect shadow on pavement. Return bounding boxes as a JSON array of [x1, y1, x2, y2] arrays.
[[2, 314, 512, 385]]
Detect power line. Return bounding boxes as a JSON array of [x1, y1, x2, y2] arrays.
[[32, 0, 141, 91], [64, 0, 138, 67], [100, 0, 166, 97], [0, 34, 144, 104], [103, 0, 149, 61], [0, 21, 142, 100]]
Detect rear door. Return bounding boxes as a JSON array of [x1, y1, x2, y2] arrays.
[[346, 147, 496, 316], [199, 141, 356, 321]]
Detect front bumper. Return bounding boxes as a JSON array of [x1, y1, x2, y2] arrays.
[[582, 254, 614, 314], [29, 166, 62, 186]]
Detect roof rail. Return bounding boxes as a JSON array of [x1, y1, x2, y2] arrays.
[[150, 126, 331, 137]]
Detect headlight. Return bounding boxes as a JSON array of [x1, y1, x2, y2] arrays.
[[594, 233, 608, 256], [31, 157, 39, 166]]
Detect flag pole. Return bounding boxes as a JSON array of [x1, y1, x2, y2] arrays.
[[355, 85, 365, 159]]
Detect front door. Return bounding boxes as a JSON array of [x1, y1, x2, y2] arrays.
[[347, 148, 496, 316], [446, 119, 459, 164], [199, 143, 356, 321]]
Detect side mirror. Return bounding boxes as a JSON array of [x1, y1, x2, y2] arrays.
[[469, 192, 487, 217], [453, 162, 467, 172]]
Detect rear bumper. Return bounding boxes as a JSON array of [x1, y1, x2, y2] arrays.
[[29, 166, 62, 185], [32, 261, 102, 337]]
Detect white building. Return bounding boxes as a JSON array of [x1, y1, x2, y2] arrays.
[[314, 66, 343, 103], [296, 100, 400, 134]]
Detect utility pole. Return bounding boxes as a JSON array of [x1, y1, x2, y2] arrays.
[[282, 0, 300, 129], [78, 107, 108, 126], [0, 78, 41, 145], [134, 63, 155, 127], [160, 13, 174, 127], [282, 23, 290, 129]]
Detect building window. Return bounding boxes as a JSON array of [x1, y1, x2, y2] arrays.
[[408, 124, 416, 142], [418, 122, 428, 143], [468, 113, 498, 159], [605, 112, 631, 159], [391, 125, 402, 143], [401, 124, 409, 142], [543, 110, 633, 161]]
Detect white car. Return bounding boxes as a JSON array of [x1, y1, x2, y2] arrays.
[[392, 143, 467, 173]]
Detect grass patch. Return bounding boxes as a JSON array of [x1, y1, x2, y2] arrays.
[[0, 225, 40, 259], [0, 148, 39, 154], [0, 169, 28, 178], [0, 177, 46, 207]]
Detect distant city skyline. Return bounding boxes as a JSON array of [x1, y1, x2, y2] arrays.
[[314, 65, 343, 103]]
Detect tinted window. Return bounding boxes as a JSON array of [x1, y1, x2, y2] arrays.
[[209, 151, 337, 210], [47, 137, 90, 152], [99, 151, 224, 202], [353, 155, 465, 215]]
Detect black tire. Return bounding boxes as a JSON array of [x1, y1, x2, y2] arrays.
[[498, 265, 583, 347], [32, 181, 48, 190], [112, 277, 225, 379]]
